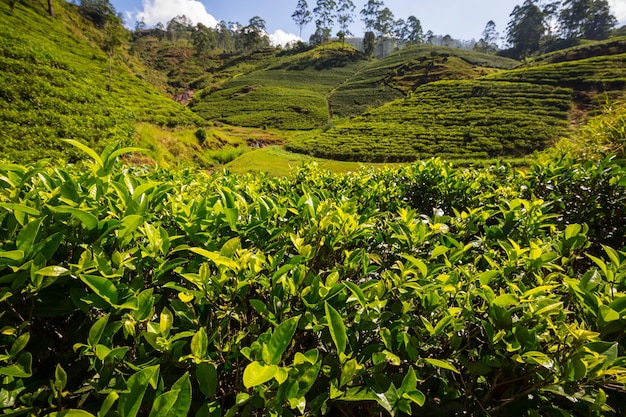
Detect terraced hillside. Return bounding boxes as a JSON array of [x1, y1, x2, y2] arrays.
[[488, 46, 626, 109], [287, 80, 573, 162], [0, 1, 205, 163], [329, 44, 519, 117], [190, 43, 368, 130]]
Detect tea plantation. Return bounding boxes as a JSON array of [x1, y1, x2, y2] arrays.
[[328, 45, 519, 118], [288, 80, 573, 161], [1, 117, 626, 416]]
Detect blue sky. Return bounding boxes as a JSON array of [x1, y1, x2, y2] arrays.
[[110, 0, 626, 46]]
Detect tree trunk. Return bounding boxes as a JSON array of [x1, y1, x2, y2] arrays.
[[47, 0, 54, 17]]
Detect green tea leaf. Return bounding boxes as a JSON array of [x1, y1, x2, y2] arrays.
[[165, 372, 191, 417], [325, 302, 347, 355], [243, 361, 278, 388], [16, 218, 42, 253], [80, 275, 119, 305], [98, 392, 119, 417], [88, 314, 110, 347], [267, 315, 300, 365], [35, 265, 69, 277], [63, 139, 103, 167], [196, 362, 218, 399], [0, 352, 32, 378], [117, 365, 160, 417], [424, 358, 459, 373], [191, 328, 208, 360], [55, 363, 67, 392], [9, 333, 29, 358], [48, 206, 98, 231]]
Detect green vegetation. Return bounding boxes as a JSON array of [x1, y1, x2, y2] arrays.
[[489, 53, 626, 101], [329, 44, 519, 118], [190, 43, 367, 129], [2, 134, 626, 416], [289, 80, 572, 162], [0, 1, 204, 163]]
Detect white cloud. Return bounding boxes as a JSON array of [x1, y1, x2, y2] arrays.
[[135, 0, 218, 28], [610, 0, 626, 25], [269, 30, 301, 47]]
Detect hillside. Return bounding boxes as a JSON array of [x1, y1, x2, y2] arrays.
[[328, 44, 519, 118], [189, 42, 369, 130], [0, 0, 207, 163], [288, 80, 572, 161]]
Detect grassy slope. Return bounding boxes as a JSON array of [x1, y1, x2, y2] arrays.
[[329, 44, 519, 117], [0, 0, 205, 163], [190, 42, 369, 130]]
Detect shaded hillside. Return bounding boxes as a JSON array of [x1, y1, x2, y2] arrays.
[[0, 0, 205, 163], [288, 80, 572, 162], [329, 44, 519, 117], [189, 43, 369, 129]]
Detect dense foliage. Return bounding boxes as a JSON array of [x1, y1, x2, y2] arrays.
[[1, 140, 626, 416]]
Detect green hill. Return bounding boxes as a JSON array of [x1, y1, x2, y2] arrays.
[[328, 44, 519, 118], [0, 0, 205, 163], [287, 80, 572, 162], [189, 42, 368, 130]]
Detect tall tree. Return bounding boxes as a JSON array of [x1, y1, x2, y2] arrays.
[[216, 21, 234, 52], [584, 0, 616, 39], [559, 0, 616, 39], [394, 18, 407, 41], [313, 0, 337, 43], [360, 0, 383, 33], [506, 0, 546, 58], [405, 15, 423, 43], [237, 16, 269, 52], [192, 23, 216, 63], [475, 20, 499, 52], [103, 12, 128, 90], [374, 7, 394, 56], [363, 30, 376, 55], [291, 0, 312, 39], [47, 0, 54, 17], [336, 0, 355, 46], [79, 0, 116, 28]]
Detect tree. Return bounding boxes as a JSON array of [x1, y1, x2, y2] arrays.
[[237, 16, 269, 52], [394, 18, 407, 41], [506, 0, 546, 58], [475, 20, 499, 53], [216, 21, 234, 52], [336, 0, 355, 46], [291, 0, 312, 39], [363, 30, 376, 55], [374, 7, 394, 56], [103, 12, 128, 90], [425, 29, 434, 44], [405, 15, 424, 43], [47, 0, 54, 17], [559, 0, 616, 40], [313, 0, 337, 43], [193, 23, 216, 63], [584, 0, 616, 39], [167, 15, 192, 42], [360, 0, 383, 33], [79, 0, 116, 28]]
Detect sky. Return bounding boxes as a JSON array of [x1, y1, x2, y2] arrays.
[[111, 0, 626, 46]]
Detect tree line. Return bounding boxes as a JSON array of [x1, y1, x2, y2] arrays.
[[292, 0, 619, 58], [74, 0, 619, 62]]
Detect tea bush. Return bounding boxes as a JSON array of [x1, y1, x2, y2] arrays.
[[1, 141, 625, 416]]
